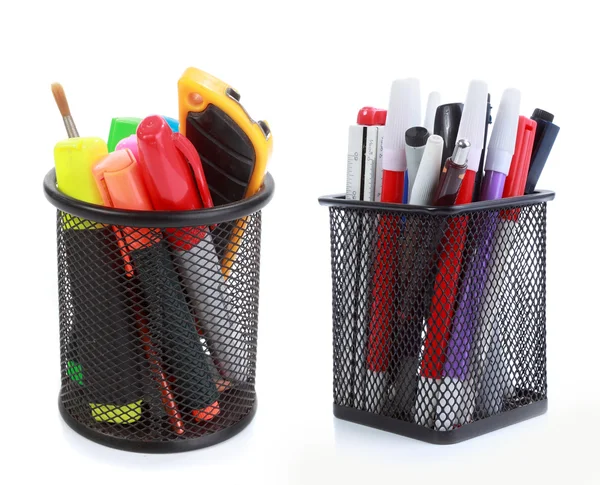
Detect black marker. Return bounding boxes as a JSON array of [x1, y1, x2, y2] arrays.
[[525, 109, 559, 194]]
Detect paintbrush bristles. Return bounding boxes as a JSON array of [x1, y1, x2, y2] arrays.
[[51, 83, 71, 117], [51, 82, 79, 138]]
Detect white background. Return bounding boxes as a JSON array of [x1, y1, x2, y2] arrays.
[[1, 0, 598, 483]]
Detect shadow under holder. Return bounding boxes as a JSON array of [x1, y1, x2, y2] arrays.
[[319, 190, 555, 445], [44, 169, 274, 453]]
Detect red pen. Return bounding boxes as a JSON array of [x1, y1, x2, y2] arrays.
[[503, 117, 537, 200], [476, 116, 537, 414], [416, 140, 471, 427], [366, 79, 421, 413]]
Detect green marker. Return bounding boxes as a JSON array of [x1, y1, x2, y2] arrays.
[[107, 117, 141, 152]]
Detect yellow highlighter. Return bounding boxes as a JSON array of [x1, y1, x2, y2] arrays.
[[54, 137, 107, 230], [178, 67, 273, 275], [54, 137, 143, 424]]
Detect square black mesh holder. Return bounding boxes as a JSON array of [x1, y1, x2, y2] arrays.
[[43, 170, 274, 453], [319, 190, 554, 444]]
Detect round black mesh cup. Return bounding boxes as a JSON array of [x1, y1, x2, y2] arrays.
[[44, 170, 274, 453], [319, 191, 554, 444]]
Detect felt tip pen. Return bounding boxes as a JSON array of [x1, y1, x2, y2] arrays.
[[480, 89, 521, 201], [434, 103, 463, 170], [416, 139, 470, 427], [454, 80, 488, 205], [381, 78, 421, 203], [54, 138, 144, 424], [137, 115, 246, 384], [525, 109, 559, 194], [435, 91, 518, 429], [92, 149, 184, 432], [476, 116, 537, 416], [409, 135, 444, 205], [404, 127, 430, 200], [93, 149, 221, 423], [107, 117, 141, 153], [115, 134, 139, 162]]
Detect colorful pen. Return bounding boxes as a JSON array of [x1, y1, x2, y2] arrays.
[[380, 78, 421, 203], [107, 117, 141, 152], [54, 138, 144, 424], [366, 79, 420, 414], [93, 148, 221, 423], [415, 139, 470, 427], [476, 116, 537, 415], [436, 89, 520, 430], [136, 115, 246, 384], [480, 89, 521, 200], [92, 150, 184, 432]]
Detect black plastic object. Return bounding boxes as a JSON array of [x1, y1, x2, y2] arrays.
[[473, 94, 493, 201], [434, 103, 463, 169], [185, 105, 256, 206], [405, 126, 429, 147], [526, 109, 559, 194], [44, 169, 274, 453], [319, 190, 554, 444]]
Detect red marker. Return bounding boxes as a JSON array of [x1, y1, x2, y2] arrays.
[[366, 79, 421, 412]]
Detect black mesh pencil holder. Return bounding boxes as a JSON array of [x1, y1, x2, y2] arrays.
[[44, 169, 274, 453], [319, 190, 554, 444]]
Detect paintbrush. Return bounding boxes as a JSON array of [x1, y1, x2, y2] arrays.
[[51, 83, 79, 138]]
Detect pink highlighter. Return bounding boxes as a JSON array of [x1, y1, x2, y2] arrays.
[[115, 134, 139, 162]]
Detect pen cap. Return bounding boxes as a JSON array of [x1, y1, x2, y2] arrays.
[[137, 115, 213, 212], [423, 91, 441, 133], [485, 88, 521, 175], [531, 108, 554, 123], [54, 137, 107, 205], [107, 117, 141, 152], [434, 103, 463, 165], [382, 78, 421, 172], [92, 149, 153, 211], [405, 127, 429, 148], [503, 116, 537, 198], [115, 135, 139, 162], [357, 107, 387, 126], [409, 134, 444, 205], [456, 80, 488, 172]]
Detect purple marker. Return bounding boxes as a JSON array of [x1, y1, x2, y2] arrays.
[[480, 89, 521, 200], [434, 88, 521, 430]]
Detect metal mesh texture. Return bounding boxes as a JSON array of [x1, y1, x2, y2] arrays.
[[328, 202, 547, 432], [56, 211, 262, 442]]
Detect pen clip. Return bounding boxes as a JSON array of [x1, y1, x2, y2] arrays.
[[172, 132, 214, 210], [172, 132, 215, 237]]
